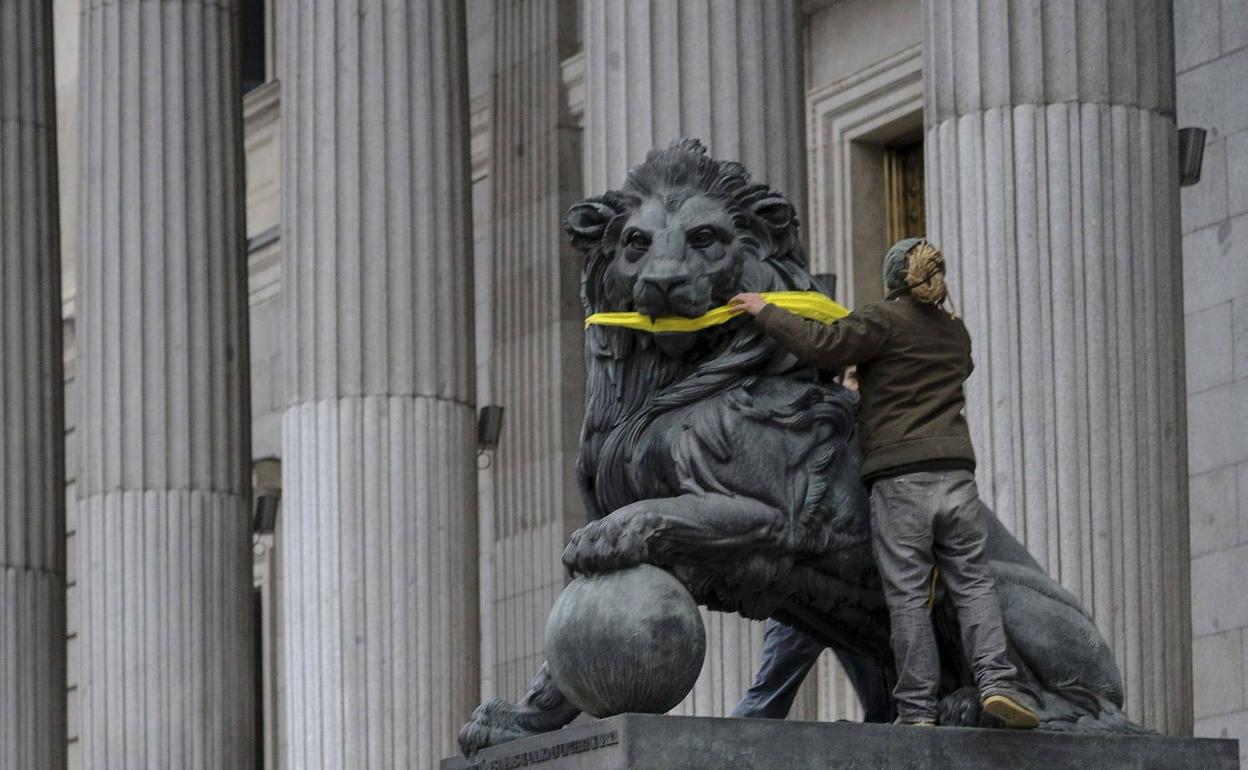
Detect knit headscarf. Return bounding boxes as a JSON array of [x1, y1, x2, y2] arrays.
[[882, 237, 924, 293], [882, 237, 950, 307]]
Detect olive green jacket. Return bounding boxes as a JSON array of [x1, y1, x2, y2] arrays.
[[755, 294, 976, 479]]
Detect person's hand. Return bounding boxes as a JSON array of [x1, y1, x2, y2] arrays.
[[728, 292, 768, 316], [841, 365, 859, 392]]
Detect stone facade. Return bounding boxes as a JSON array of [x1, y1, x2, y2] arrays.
[[1175, 0, 1248, 761], [16, 0, 1246, 768], [481, 0, 586, 705]]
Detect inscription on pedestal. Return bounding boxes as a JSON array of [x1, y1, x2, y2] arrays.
[[458, 731, 619, 770]]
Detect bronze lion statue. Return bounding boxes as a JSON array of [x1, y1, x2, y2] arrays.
[[458, 139, 1142, 754]]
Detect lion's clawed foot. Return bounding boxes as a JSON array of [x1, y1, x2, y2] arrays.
[[458, 698, 542, 756], [561, 514, 653, 576]]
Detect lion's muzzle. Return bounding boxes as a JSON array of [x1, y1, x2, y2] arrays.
[[635, 268, 709, 318]]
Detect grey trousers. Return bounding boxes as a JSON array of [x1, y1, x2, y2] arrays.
[[870, 470, 1019, 722]]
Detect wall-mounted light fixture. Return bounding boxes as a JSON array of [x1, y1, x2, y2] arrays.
[[478, 405, 505, 451], [252, 457, 281, 533], [1179, 127, 1207, 187]]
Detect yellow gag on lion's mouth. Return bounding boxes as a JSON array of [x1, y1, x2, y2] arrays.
[[583, 291, 850, 333]]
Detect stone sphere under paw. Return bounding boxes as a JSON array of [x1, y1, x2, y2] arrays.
[[544, 564, 706, 718]]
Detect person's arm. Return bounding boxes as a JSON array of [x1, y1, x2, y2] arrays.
[[749, 300, 890, 370]]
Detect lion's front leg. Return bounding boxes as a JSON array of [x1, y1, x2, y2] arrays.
[[562, 493, 788, 576], [458, 662, 580, 755]]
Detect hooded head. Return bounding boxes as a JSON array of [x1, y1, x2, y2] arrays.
[[882, 236, 925, 293], [881, 237, 949, 307]]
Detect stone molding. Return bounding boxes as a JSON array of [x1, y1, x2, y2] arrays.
[[561, 51, 585, 129], [471, 94, 491, 181], [805, 44, 923, 306]]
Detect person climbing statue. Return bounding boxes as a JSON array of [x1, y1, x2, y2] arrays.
[[728, 237, 1039, 729]]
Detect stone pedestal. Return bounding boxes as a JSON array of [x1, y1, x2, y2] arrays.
[[76, 0, 255, 766], [0, 1, 66, 767], [278, 1, 479, 767], [580, 0, 811, 719], [441, 714, 1240, 770], [923, 0, 1190, 732]]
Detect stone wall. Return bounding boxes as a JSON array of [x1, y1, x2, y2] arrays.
[[1175, 0, 1248, 760]]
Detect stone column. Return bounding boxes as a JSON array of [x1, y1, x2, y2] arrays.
[[581, 0, 810, 717], [924, 0, 1190, 733], [0, 2, 66, 767], [76, 0, 256, 766], [484, 0, 586, 702], [278, 2, 478, 768], [583, 0, 806, 215]]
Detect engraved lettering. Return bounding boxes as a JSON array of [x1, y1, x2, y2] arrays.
[[459, 730, 620, 769]]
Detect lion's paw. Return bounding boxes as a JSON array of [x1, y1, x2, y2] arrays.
[[561, 516, 649, 576], [457, 698, 540, 756]]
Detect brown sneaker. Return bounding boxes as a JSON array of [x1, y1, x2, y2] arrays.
[[982, 693, 1039, 729]]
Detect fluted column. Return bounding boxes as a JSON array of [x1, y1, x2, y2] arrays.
[[581, 0, 810, 718], [924, 0, 1189, 733], [0, 2, 66, 767], [484, 0, 586, 703], [278, 2, 478, 768], [583, 0, 807, 215], [76, 0, 255, 766]]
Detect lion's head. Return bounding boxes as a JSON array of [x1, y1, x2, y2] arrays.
[[564, 138, 814, 319], [563, 140, 832, 519]]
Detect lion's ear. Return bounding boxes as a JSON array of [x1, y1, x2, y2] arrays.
[[564, 199, 620, 251], [751, 196, 796, 233]]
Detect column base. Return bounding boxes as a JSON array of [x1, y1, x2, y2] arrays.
[[0, 567, 66, 769]]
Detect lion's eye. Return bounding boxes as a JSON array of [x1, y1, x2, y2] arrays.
[[688, 228, 716, 250], [624, 229, 651, 250]]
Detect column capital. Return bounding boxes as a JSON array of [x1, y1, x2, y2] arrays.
[[924, 0, 1176, 126]]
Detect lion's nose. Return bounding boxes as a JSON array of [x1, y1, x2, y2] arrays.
[[640, 274, 689, 293]]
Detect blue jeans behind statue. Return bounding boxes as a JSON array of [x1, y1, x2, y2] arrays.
[[730, 619, 893, 722]]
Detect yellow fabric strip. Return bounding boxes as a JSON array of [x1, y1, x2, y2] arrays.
[[584, 291, 850, 333]]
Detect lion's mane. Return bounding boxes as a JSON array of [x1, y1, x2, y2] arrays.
[[565, 139, 838, 521]]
